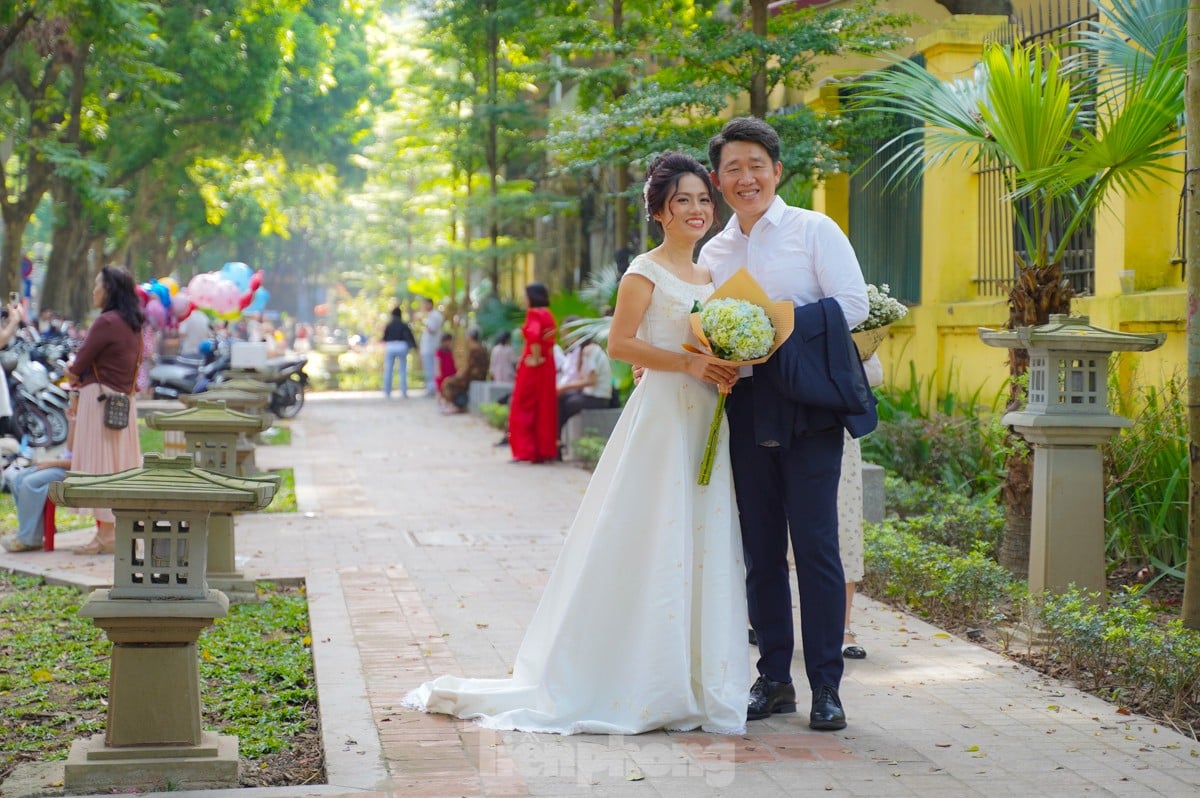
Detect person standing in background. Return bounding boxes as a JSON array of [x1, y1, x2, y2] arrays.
[[419, 297, 444, 397], [381, 306, 416, 399], [177, 308, 211, 357], [488, 330, 516, 383], [64, 266, 145, 556], [508, 283, 558, 463]]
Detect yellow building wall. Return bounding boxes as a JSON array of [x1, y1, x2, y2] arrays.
[[811, 11, 1187, 411]]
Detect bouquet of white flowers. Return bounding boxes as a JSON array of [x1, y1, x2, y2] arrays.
[[684, 269, 793, 486], [700, 299, 775, 361], [850, 283, 907, 360]]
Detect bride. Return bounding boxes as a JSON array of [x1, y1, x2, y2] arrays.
[[404, 152, 748, 735]]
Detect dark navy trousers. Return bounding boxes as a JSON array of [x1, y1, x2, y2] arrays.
[[726, 378, 846, 692]]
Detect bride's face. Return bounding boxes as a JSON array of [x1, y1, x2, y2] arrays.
[[654, 173, 713, 246]]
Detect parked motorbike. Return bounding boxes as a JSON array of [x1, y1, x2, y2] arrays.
[[264, 354, 308, 418], [0, 333, 71, 448], [148, 341, 231, 400]]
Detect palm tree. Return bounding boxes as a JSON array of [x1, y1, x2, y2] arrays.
[[852, 26, 1184, 574]]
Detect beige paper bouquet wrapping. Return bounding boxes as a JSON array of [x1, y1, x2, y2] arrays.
[[683, 269, 794, 485], [850, 283, 907, 361]]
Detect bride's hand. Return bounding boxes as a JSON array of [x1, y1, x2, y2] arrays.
[[686, 355, 738, 390]]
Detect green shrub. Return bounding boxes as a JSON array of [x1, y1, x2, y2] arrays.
[[1039, 588, 1200, 720], [479, 402, 508, 430], [864, 364, 1009, 500], [570, 434, 607, 470], [885, 474, 948, 518], [864, 519, 1018, 629], [1103, 378, 1188, 577], [886, 488, 1004, 555]]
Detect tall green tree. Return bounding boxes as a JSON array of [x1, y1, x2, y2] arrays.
[[0, 1, 164, 296], [407, 0, 568, 308], [548, 0, 911, 192]]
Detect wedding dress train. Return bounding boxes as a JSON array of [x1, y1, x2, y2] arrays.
[[404, 255, 748, 734]]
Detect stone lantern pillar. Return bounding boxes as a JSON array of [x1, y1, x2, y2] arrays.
[[181, 388, 269, 475], [146, 400, 273, 595], [49, 454, 278, 793], [979, 315, 1164, 596], [317, 340, 348, 390]]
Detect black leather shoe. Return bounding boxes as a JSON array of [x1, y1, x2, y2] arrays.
[[747, 675, 797, 721], [809, 685, 847, 731]]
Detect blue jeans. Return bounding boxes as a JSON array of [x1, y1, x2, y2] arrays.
[[383, 342, 410, 398], [421, 349, 437, 396], [14, 466, 66, 547]]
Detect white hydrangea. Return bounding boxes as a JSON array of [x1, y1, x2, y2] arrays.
[[700, 298, 774, 361]]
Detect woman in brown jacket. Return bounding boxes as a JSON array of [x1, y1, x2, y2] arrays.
[[64, 266, 145, 555]]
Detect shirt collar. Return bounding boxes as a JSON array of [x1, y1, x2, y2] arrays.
[[721, 195, 787, 236]]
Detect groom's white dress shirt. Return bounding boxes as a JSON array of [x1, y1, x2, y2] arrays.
[[699, 196, 869, 328]]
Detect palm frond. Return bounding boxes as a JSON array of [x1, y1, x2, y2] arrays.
[[560, 315, 613, 348], [1071, 0, 1186, 89], [849, 55, 993, 187], [579, 263, 621, 312], [979, 42, 1079, 175]]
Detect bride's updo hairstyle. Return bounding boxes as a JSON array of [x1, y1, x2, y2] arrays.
[[642, 152, 716, 231]]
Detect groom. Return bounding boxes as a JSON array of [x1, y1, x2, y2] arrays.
[[698, 117, 869, 731]]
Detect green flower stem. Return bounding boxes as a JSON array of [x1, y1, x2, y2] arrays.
[[698, 392, 727, 486]]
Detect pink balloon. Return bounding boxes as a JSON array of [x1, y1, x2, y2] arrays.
[[187, 273, 217, 308], [145, 298, 167, 329], [171, 289, 192, 317], [212, 279, 240, 314]]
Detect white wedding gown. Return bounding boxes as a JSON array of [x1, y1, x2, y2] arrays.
[[404, 255, 749, 735]]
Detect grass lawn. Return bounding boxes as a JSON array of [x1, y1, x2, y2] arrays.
[[0, 574, 322, 787]]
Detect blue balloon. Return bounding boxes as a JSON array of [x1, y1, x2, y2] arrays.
[[247, 287, 270, 313], [220, 261, 253, 292], [150, 280, 171, 309]]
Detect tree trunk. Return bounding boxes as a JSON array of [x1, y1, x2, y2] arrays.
[[997, 261, 1072, 575], [0, 217, 29, 298], [42, 178, 92, 315], [611, 1, 630, 266], [1182, 0, 1200, 628], [749, 0, 768, 118], [486, 0, 500, 292]]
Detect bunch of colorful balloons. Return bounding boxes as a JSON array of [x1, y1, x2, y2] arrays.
[[137, 262, 270, 330]]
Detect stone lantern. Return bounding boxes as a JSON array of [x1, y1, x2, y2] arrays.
[[49, 454, 277, 793], [214, 376, 275, 402], [979, 315, 1165, 596], [181, 387, 269, 475], [146, 400, 273, 596]]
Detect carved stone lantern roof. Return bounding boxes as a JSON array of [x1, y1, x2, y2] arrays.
[[181, 387, 269, 412], [145, 400, 271, 435], [978, 314, 1166, 353], [48, 453, 278, 513], [212, 377, 275, 397]]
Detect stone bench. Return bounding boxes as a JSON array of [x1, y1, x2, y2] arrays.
[[862, 462, 885, 523], [468, 381, 513, 414], [562, 407, 623, 461]]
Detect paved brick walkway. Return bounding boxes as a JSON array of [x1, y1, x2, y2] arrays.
[[3, 392, 1199, 797]]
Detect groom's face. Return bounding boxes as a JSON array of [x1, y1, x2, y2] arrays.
[[711, 140, 782, 228]]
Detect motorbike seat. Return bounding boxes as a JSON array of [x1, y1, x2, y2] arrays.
[[160, 354, 208, 367]]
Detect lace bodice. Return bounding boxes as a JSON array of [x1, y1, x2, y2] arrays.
[[625, 255, 714, 351]]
